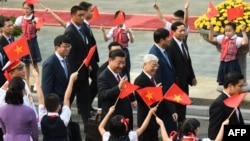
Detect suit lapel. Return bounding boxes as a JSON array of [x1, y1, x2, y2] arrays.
[[153, 45, 172, 70], [69, 23, 87, 47], [53, 54, 68, 80]]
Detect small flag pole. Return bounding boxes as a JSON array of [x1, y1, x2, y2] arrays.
[[227, 108, 236, 119]]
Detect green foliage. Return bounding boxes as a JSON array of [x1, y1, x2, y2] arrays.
[[0, 15, 22, 37]]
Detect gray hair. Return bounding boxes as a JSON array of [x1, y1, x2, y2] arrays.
[[143, 54, 158, 64]]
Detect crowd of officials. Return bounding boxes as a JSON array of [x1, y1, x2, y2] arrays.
[[0, 0, 248, 141]]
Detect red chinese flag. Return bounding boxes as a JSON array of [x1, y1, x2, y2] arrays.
[[3, 36, 30, 61], [119, 81, 139, 99], [36, 18, 45, 29], [206, 1, 218, 19], [136, 87, 163, 107], [224, 93, 247, 108], [114, 10, 125, 26], [164, 83, 192, 105], [91, 6, 100, 20], [227, 5, 244, 21], [26, 0, 39, 4], [83, 45, 97, 67]]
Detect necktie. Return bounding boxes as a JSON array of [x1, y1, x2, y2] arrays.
[[181, 43, 188, 61], [117, 74, 121, 82], [78, 29, 87, 44], [8, 38, 13, 43], [61, 59, 68, 78], [87, 24, 93, 36], [163, 50, 172, 68], [151, 77, 156, 86]]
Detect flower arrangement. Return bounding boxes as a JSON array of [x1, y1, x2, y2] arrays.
[[194, 0, 250, 33]]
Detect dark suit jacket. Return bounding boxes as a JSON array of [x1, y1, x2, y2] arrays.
[[208, 92, 244, 140], [134, 71, 160, 130], [64, 23, 88, 82], [0, 36, 14, 65], [97, 67, 133, 129], [167, 39, 195, 94], [42, 54, 69, 103], [81, 22, 99, 63], [0, 44, 5, 86], [148, 45, 176, 114]]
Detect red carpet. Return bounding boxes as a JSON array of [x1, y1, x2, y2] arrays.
[[0, 8, 198, 32]]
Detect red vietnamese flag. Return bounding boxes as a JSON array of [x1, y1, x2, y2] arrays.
[[164, 83, 192, 105], [36, 17, 45, 29], [83, 45, 96, 67], [224, 93, 247, 108], [4, 71, 11, 81], [206, 1, 218, 19], [119, 81, 139, 99], [114, 10, 125, 26], [26, 0, 39, 4], [136, 87, 163, 107], [3, 36, 30, 61], [227, 5, 244, 21], [91, 6, 100, 20]]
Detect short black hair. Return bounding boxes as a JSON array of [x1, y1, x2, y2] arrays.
[[54, 35, 71, 46], [5, 77, 24, 105], [171, 21, 185, 32], [223, 71, 244, 88], [70, 5, 83, 15], [173, 10, 184, 19], [79, 1, 92, 11], [45, 93, 60, 112], [114, 10, 125, 19], [108, 42, 123, 50], [109, 49, 125, 60], [109, 115, 127, 138], [0, 16, 11, 27], [153, 28, 169, 43], [225, 22, 236, 31]]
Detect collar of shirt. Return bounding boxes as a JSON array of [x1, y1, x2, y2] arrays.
[[55, 52, 66, 61], [23, 14, 34, 20], [47, 112, 59, 117], [155, 43, 167, 56], [107, 66, 120, 79], [142, 70, 154, 80], [84, 19, 89, 26], [71, 21, 82, 31], [224, 34, 237, 40], [3, 34, 11, 41], [222, 90, 231, 98]]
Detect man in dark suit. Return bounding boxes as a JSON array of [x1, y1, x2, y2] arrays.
[[0, 16, 14, 87], [97, 49, 135, 130], [79, 1, 99, 112], [42, 35, 71, 103], [167, 21, 197, 124], [148, 28, 177, 134], [64, 6, 90, 125], [208, 72, 245, 140], [134, 54, 161, 141]]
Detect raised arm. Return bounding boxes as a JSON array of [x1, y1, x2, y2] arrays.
[[63, 72, 78, 107], [127, 28, 134, 43], [153, 2, 167, 26], [98, 105, 115, 136], [45, 8, 67, 28], [100, 26, 110, 41], [240, 25, 248, 46], [183, 0, 190, 26], [215, 119, 229, 141], [33, 69, 44, 105], [208, 23, 217, 43], [136, 106, 157, 136], [155, 116, 169, 141]]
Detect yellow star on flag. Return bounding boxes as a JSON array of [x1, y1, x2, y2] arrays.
[[173, 94, 182, 103], [14, 46, 23, 54], [146, 91, 153, 100]]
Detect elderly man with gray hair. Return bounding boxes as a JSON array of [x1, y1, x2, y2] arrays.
[[134, 54, 162, 141]]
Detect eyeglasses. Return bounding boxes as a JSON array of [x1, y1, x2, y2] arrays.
[[60, 45, 72, 49]]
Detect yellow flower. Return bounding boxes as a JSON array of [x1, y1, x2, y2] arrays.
[[194, 0, 250, 34]]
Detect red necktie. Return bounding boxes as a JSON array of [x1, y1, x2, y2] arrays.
[[151, 77, 156, 86], [117, 74, 121, 82], [181, 43, 188, 62]]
